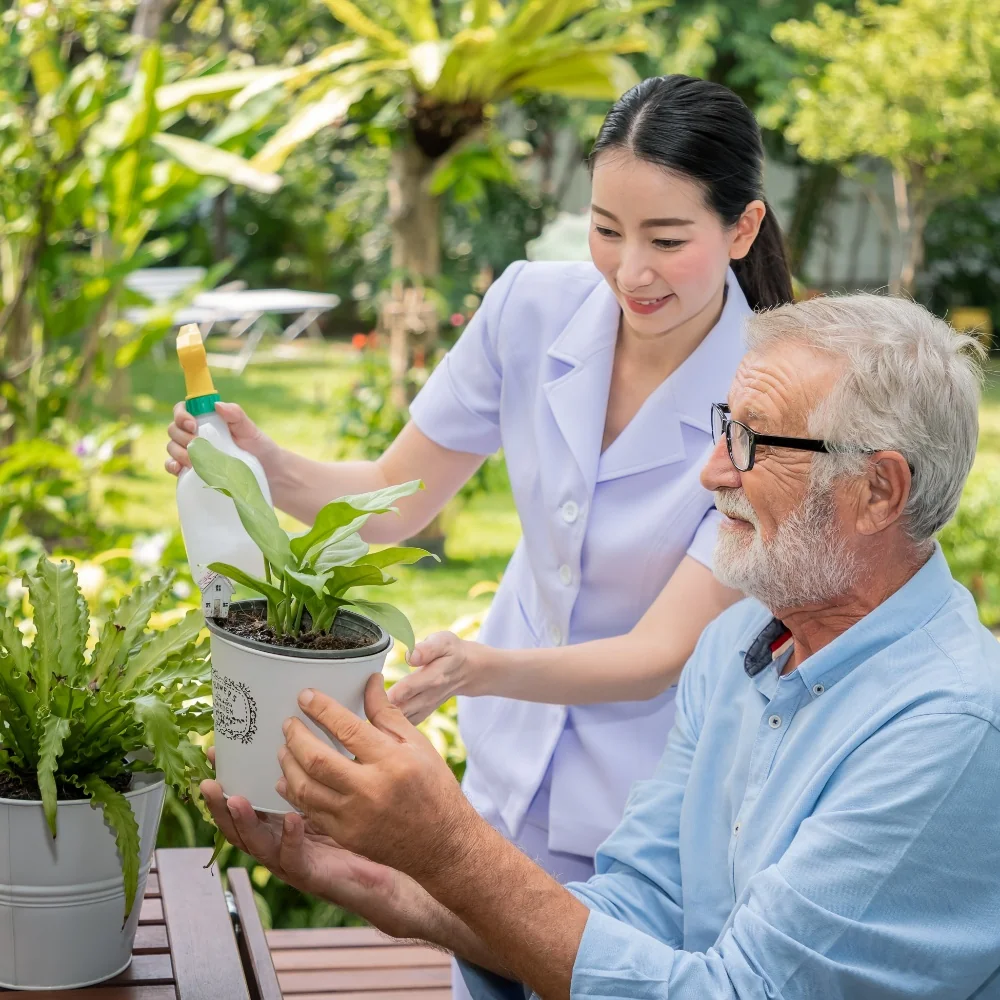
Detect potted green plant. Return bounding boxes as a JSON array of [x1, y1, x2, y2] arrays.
[[187, 437, 434, 814], [0, 558, 211, 990]]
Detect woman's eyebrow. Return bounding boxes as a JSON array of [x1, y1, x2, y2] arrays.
[[591, 205, 694, 228]]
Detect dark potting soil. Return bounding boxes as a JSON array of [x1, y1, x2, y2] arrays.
[[0, 769, 133, 802], [213, 605, 371, 651]]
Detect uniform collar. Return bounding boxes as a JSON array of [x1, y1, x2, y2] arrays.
[[738, 545, 954, 692]]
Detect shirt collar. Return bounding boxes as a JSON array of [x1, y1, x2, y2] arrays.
[[738, 544, 954, 691]]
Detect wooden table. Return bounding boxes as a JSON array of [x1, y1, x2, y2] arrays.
[[3, 849, 452, 1000]]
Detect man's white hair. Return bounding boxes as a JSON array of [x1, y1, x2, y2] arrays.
[[744, 294, 984, 544]]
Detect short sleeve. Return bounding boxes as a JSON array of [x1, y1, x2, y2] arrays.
[[408, 261, 527, 455], [685, 506, 721, 571]]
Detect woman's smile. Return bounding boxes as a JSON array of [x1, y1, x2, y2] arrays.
[[622, 291, 675, 316]]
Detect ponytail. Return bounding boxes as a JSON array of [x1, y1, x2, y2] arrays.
[[731, 203, 793, 311]]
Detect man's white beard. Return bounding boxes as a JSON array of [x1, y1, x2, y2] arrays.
[[713, 486, 859, 611]]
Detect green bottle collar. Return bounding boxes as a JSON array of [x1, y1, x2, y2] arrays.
[[185, 393, 221, 416]]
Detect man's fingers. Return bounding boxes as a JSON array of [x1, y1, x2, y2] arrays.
[[278, 740, 348, 816], [296, 687, 385, 760], [282, 717, 355, 792], [365, 673, 419, 742], [200, 780, 250, 855]]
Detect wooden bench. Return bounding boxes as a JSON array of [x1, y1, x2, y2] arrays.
[[227, 868, 452, 1000]]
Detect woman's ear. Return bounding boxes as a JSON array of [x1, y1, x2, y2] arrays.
[[729, 200, 766, 261], [856, 451, 912, 536]]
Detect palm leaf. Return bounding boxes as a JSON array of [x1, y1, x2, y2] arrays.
[[319, 0, 409, 53], [37, 715, 72, 837], [80, 775, 141, 920], [152, 133, 282, 194], [25, 558, 87, 707], [502, 52, 640, 100], [384, 0, 440, 42], [501, 0, 599, 46], [155, 69, 272, 113]]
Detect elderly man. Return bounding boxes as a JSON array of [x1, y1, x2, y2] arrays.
[[204, 293, 1000, 999]]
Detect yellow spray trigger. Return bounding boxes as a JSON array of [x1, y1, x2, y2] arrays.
[[176, 324, 217, 401]]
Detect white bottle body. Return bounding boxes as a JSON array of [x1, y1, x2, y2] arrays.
[[176, 412, 273, 586]]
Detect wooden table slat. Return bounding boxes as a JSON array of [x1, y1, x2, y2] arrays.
[[105, 954, 173, 987], [157, 847, 251, 1000], [277, 965, 452, 994], [138, 898, 163, 925], [226, 865, 284, 1000], [132, 924, 170, 955], [267, 928, 398, 951], [272, 947, 449, 972], [290, 991, 452, 1000], [60, 987, 177, 1000], [144, 873, 160, 898]]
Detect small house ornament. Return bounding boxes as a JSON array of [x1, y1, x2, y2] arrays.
[[198, 570, 235, 619]]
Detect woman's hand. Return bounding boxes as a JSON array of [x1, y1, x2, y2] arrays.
[[165, 400, 279, 476], [389, 632, 484, 723]]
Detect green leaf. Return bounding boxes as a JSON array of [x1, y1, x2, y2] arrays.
[[113, 572, 175, 657], [152, 133, 282, 194], [37, 715, 72, 837], [117, 609, 205, 690], [327, 564, 392, 595], [319, 0, 409, 52], [80, 775, 141, 920], [363, 546, 438, 570], [385, 0, 440, 41], [155, 69, 273, 113], [342, 599, 416, 652], [503, 52, 640, 101], [310, 532, 370, 574], [206, 562, 286, 609], [133, 695, 188, 788], [285, 568, 333, 601], [290, 502, 368, 560], [187, 439, 292, 573], [335, 480, 424, 512], [25, 558, 88, 707], [89, 621, 128, 688]]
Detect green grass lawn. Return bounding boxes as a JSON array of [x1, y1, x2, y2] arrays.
[[121, 338, 521, 638]]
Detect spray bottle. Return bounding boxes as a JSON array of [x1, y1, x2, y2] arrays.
[[175, 324, 272, 618]]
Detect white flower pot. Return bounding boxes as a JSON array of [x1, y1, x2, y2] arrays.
[[206, 601, 391, 814], [0, 771, 165, 990]]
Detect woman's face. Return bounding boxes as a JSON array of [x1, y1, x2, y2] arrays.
[[588, 152, 759, 339]]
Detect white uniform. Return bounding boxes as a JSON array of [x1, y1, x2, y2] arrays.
[[410, 258, 750, 856]]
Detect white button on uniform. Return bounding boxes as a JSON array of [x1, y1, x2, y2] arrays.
[[768, 714, 782, 729], [558, 564, 573, 586], [549, 625, 563, 645], [733, 821, 741, 836], [560, 501, 579, 524]]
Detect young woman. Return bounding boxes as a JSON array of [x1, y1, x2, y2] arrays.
[[165, 74, 792, 991]]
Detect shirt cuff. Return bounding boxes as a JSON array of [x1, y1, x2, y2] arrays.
[[570, 909, 677, 999], [456, 959, 530, 1000]]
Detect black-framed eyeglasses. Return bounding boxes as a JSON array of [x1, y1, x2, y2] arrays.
[[711, 403, 846, 473]]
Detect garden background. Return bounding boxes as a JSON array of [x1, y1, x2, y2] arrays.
[[3, 0, 999, 929]]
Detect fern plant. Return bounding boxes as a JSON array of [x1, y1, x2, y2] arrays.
[[0, 556, 212, 918]]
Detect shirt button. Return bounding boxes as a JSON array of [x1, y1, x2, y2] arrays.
[[558, 564, 573, 586], [549, 625, 563, 645], [560, 501, 579, 524], [768, 714, 782, 729], [733, 821, 741, 836], [812, 683, 825, 696]]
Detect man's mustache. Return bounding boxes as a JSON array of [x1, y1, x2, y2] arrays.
[[715, 489, 758, 526]]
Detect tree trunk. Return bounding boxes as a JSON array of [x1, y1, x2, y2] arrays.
[[785, 162, 840, 279], [893, 168, 929, 296], [387, 143, 441, 279]]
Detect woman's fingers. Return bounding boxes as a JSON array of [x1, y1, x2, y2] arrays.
[[407, 631, 455, 667]]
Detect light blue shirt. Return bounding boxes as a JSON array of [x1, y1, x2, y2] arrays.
[[409, 261, 751, 857], [462, 546, 1000, 998]]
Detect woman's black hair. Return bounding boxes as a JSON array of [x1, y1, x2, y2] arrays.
[[589, 75, 793, 311]]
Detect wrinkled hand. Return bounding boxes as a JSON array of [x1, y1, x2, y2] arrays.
[[278, 675, 480, 881], [389, 632, 479, 723], [165, 399, 277, 476], [201, 749, 431, 940]]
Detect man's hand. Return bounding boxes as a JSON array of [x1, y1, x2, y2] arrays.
[[277, 675, 482, 882], [200, 750, 437, 940]]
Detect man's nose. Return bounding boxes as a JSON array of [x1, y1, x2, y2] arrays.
[[701, 437, 741, 492]]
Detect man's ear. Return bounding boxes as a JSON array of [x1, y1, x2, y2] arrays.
[[857, 452, 911, 535]]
